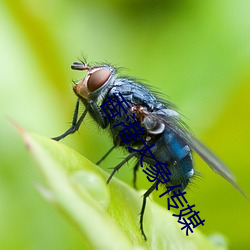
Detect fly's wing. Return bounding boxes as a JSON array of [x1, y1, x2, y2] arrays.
[[152, 109, 248, 199], [181, 131, 248, 198]]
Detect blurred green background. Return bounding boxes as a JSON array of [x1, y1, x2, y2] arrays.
[[0, 0, 250, 249]]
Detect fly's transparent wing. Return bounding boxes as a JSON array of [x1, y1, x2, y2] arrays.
[[151, 110, 248, 198], [171, 123, 247, 198]]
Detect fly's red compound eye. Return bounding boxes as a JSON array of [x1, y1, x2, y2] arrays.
[[87, 68, 111, 92]]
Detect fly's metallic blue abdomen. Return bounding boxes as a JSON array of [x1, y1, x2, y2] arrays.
[[150, 129, 193, 191]]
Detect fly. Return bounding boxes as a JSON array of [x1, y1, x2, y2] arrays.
[[52, 60, 247, 239]]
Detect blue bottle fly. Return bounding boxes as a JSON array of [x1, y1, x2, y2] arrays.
[[52, 60, 246, 239]]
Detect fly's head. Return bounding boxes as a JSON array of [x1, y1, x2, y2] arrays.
[[72, 61, 116, 102]]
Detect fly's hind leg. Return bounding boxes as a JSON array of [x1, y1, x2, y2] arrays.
[[133, 160, 140, 189], [140, 182, 157, 240]]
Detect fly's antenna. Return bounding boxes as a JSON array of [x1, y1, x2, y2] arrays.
[[71, 61, 89, 71]]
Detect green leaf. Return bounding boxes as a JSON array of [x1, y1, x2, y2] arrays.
[[19, 128, 225, 250]]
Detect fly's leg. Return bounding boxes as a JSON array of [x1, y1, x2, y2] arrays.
[[133, 160, 140, 189], [88, 100, 107, 129], [96, 145, 116, 165], [107, 151, 137, 184], [52, 99, 89, 141], [129, 147, 156, 189], [140, 182, 157, 240], [52, 99, 108, 141], [104, 151, 139, 188]]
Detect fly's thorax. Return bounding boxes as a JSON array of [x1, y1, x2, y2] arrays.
[[73, 64, 117, 103]]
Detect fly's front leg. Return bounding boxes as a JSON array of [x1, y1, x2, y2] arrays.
[[52, 99, 89, 141], [88, 100, 108, 129]]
